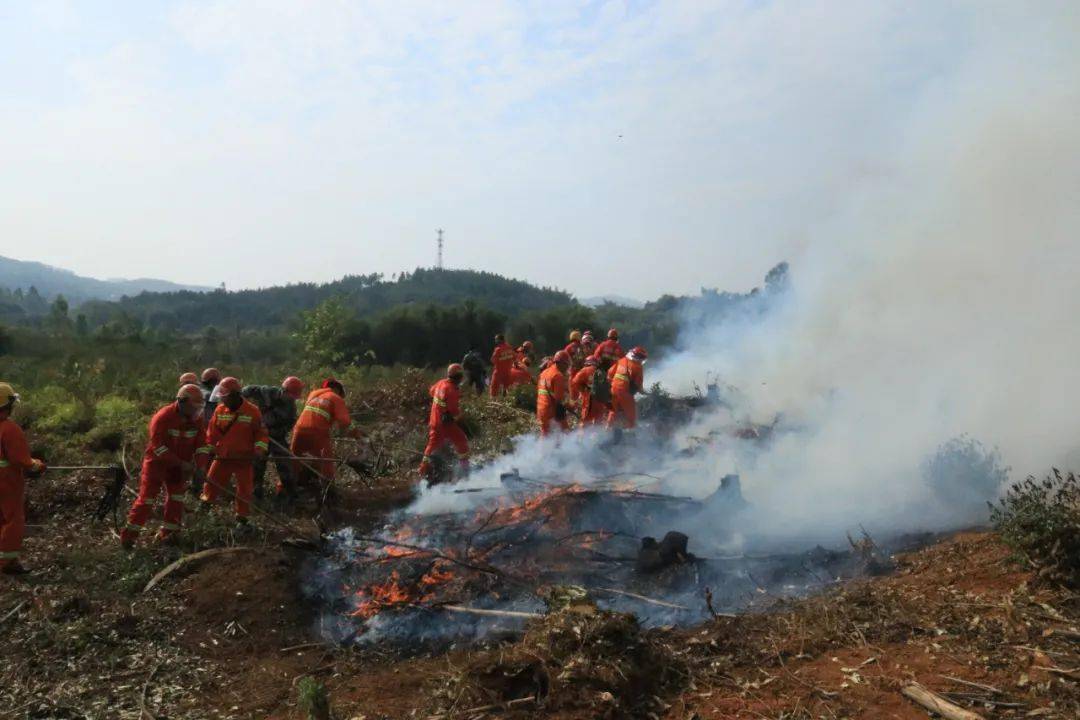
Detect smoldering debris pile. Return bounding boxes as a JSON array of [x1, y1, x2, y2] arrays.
[[308, 466, 900, 646]]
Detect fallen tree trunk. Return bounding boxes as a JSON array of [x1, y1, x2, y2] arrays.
[[143, 547, 257, 593], [902, 684, 985, 720]]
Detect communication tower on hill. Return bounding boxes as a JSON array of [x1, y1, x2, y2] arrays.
[[437, 228, 444, 270]]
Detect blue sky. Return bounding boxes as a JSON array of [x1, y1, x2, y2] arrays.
[[0, 1, 1058, 298]]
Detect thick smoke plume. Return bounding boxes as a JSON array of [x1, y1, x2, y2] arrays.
[[408, 5, 1080, 545], [652, 3, 1080, 538]]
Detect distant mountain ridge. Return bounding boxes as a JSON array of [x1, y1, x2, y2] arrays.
[[580, 294, 644, 309], [77, 267, 576, 332], [0, 255, 210, 303]]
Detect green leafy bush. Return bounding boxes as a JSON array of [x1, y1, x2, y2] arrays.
[[87, 395, 144, 451], [991, 470, 1080, 587], [296, 676, 332, 720]]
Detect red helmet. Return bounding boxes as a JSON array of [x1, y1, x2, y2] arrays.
[[553, 350, 570, 366], [216, 376, 242, 395], [607, 328, 619, 340], [201, 367, 222, 383], [282, 376, 304, 399], [176, 384, 205, 404], [522, 341, 534, 351], [322, 378, 345, 396], [447, 363, 465, 379], [631, 346, 648, 360], [178, 372, 198, 386]]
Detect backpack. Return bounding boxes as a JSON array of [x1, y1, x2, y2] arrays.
[[590, 368, 612, 404]]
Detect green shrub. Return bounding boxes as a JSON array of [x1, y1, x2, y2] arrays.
[[508, 382, 536, 413], [88, 395, 144, 451], [991, 470, 1080, 587], [297, 676, 332, 720]]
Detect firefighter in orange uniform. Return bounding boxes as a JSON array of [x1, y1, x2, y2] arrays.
[[0, 383, 46, 574], [121, 384, 209, 548], [290, 378, 362, 493], [508, 340, 535, 388], [418, 364, 470, 480], [564, 330, 586, 401], [489, 334, 516, 396], [201, 377, 268, 526], [571, 357, 608, 427], [592, 329, 625, 369], [537, 351, 572, 436], [580, 330, 598, 359], [607, 346, 647, 430]]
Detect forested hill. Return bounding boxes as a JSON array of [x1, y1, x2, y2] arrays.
[[76, 268, 574, 332], [0, 255, 210, 306]]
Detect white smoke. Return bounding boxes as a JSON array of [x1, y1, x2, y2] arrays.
[[401, 3, 1080, 545], [652, 2, 1080, 537]]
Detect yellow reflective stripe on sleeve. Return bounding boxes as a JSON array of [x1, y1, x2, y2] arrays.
[[0, 550, 20, 559], [432, 397, 448, 407], [153, 446, 169, 456], [238, 415, 252, 423], [254, 441, 269, 451], [183, 430, 198, 438], [0, 460, 9, 468], [303, 405, 332, 421], [195, 446, 212, 455], [538, 389, 552, 396], [614, 374, 630, 382], [217, 414, 235, 422], [167, 429, 181, 437]]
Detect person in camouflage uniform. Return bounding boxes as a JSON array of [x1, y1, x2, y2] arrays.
[[461, 349, 487, 395], [241, 377, 304, 501]]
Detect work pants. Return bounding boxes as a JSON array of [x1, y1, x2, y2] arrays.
[[419, 422, 470, 475], [290, 429, 335, 490], [202, 459, 254, 518], [121, 462, 188, 544], [254, 435, 294, 498], [0, 475, 26, 568], [489, 369, 512, 396], [606, 391, 637, 430], [537, 402, 570, 436]]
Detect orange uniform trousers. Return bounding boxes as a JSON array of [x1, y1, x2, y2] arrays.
[[489, 369, 512, 396], [202, 459, 255, 518], [0, 476, 26, 568], [537, 403, 570, 436], [290, 428, 335, 490], [581, 397, 609, 427], [121, 463, 189, 543], [606, 390, 637, 429], [422, 422, 470, 462]]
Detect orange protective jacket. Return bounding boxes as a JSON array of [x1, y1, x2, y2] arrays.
[[294, 388, 354, 436], [428, 379, 463, 428], [143, 403, 210, 470], [609, 356, 644, 395], [592, 339, 625, 365], [207, 400, 269, 459], [564, 340, 586, 369], [490, 342, 516, 374], [537, 365, 568, 408], [0, 419, 37, 482], [570, 366, 595, 404], [514, 347, 533, 370]]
